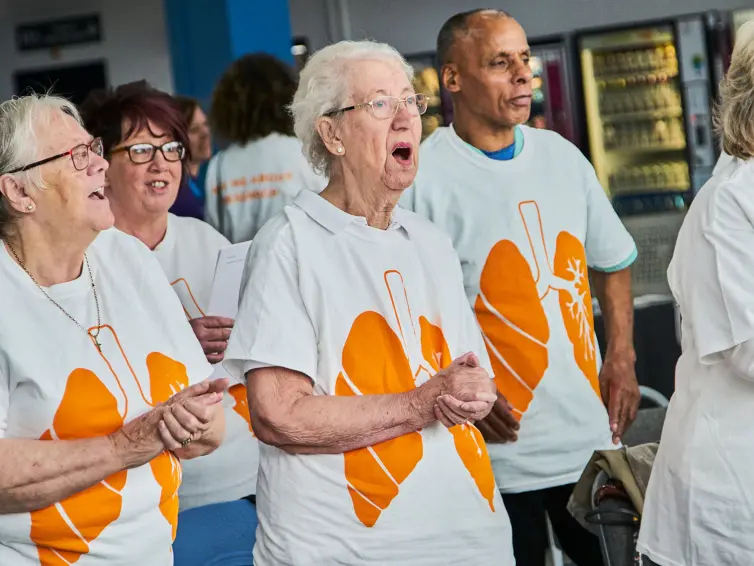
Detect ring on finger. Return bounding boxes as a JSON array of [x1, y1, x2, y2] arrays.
[[180, 435, 193, 447]]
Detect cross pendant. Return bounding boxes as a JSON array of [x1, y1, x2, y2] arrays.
[[95, 339, 102, 352]]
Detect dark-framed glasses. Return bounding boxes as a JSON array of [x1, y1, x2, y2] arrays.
[[5, 137, 104, 174], [325, 94, 430, 120], [110, 141, 186, 164]]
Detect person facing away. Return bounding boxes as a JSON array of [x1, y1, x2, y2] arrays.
[[205, 53, 326, 243], [0, 93, 226, 565], [80, 81, 258, 514], [402, 9, 641, 566], [222, 39, 515, 566], [638, 20, 754, 566], [170, 95, 213, 220]]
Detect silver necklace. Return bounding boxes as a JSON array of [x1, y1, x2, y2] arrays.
[[6, 242, 103, 351]]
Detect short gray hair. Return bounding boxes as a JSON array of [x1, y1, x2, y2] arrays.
[[0, 93, 81, 238], [290, 40, 413, 176], [715, 21, 754, 159]]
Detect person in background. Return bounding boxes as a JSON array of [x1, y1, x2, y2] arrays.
[[637, 21, 754, 566], [206, 53, 325, 243], [173, 95, 212, 220], [80, 82, 258, 555], [402, 10, 640, 566], [0, 93, 225, 565], [222, 40, 514, 566]]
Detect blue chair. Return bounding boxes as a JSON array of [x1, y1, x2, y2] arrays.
[[173, 499, 257, 566]]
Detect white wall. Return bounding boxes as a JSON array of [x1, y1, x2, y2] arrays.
[[292, 0, 754, 54], [0, 0, 173, 101]]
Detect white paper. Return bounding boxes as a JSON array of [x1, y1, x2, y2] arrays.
[[208, 241, 252, 318], [207, 240, 251, 378]]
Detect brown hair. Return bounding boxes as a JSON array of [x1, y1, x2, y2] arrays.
[[211, 53, 296, 144], [174, 95, 201, 129], [80, 80, 191, 189]]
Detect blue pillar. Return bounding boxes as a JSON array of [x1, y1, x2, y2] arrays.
[[164, 0, 293, 107]]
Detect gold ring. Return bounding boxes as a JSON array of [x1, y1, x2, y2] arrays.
[[180, 436, 192, 447]]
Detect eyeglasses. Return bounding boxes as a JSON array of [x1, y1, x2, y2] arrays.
[[110, 141, 186, 164], [5, 137, 104, 174], [325, 94, 430, 120]]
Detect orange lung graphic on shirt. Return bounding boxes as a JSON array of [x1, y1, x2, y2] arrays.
[[171, 278, 205, 320], [229, 384, 254, 435], [31, 327, 191, 564], [475, 201, 599, 419], [553, 232, 599, 395], [335, 270, 496, 527]]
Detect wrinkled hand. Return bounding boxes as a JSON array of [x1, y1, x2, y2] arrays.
[[189, 316, 234, 364], [475, 392, 520, 443], [158, 378, 229, 451], [110, 406, 169, 469], [432, 352, 497, 427], [599, 353, 640, 445]]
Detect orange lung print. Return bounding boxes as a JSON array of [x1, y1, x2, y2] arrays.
[[553, 232, 599, 396], [229, 383, 255, 435], [335, 271, 496, 527], [475, 201, 599, 419], [31, 327, 191, 564]]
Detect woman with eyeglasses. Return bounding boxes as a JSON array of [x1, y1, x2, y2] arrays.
[[0, 93, 226, 565], [80, 83, 259, 523], [222, 40, 514, 565], [206, 53, 325, 243]]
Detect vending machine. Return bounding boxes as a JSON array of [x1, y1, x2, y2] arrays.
[[576, 14, 724, 218], [529, 38, 578, 145], [576, 13, 728, 301]]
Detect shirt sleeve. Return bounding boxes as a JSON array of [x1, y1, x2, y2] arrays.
[[579, 153, 638, 272], [680, 184, 754, 360], [0, 366, 8, 438], [223, 224, 318, 384]]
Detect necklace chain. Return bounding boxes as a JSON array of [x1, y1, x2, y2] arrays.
[[5, 241, 102, 350]]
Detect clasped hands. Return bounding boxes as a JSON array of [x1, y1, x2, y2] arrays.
[[112, 377, 229, 468], [425, 352, 520, 443]]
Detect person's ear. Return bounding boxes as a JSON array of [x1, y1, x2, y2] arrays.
[[0, 175, 35, 214], [316, 116, 347, 157], [442, 64, 461, 94]]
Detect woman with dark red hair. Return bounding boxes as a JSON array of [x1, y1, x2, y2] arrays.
[[80, 83, 259, 521]]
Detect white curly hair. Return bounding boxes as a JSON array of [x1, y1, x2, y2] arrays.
[[290, 40, 413, 176]]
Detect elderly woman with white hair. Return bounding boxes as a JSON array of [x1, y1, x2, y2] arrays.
[[637, 21, 754, 566], [0, 93, 226, 565], [223, 40, 514, 565]]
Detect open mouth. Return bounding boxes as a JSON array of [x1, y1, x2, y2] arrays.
[[391, 143, 413, 165], [88, 187, 106, 201], [147, 180, 169, 191]]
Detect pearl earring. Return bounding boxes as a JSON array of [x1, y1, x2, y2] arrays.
[[337, 147, 344, 154], [26, 203, 34, 211]]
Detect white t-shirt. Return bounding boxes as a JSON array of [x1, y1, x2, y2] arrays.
[[637, 156, 754, 566], [205, 133, 326, 243], [402, 125, 638, 493], [151, 213, 258, 510], [0, 228, 212, 565], [223, 190, 514, 566]]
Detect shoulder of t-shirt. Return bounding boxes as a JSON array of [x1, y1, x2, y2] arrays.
[[250, 209, 297, 263], [93, 227, 152, 260], [419, 126, 454, 159], [395, 207, 457, 255], [706, 160, 754, 227], [521, 125, 585, 161], [168, 214, 230, 247]]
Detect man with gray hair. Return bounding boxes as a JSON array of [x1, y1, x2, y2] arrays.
[[403, 9, 640, 566]]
